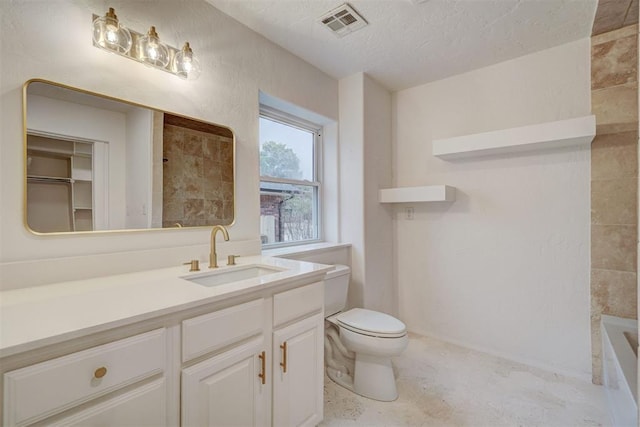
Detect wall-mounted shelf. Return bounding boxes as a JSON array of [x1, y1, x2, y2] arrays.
[[432, 115, 595, 160], [379, 185, 456, 203]]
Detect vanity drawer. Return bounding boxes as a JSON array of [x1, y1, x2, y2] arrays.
[[50, 378, 167, 427], [182, 298, 266, 362], [273, 281, 323, 328], [3, 328, 166, 427]]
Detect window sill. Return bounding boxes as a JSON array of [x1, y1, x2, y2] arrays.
[[261, 242, 351, 259]]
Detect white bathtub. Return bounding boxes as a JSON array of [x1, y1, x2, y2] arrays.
[[602, 315, 638, 427]]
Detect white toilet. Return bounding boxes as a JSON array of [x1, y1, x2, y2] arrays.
[[324, 264, 408, 401]]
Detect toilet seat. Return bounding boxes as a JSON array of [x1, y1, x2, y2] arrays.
[[336, 308, 407, 338]]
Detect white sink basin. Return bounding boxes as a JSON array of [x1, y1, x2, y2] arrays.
[[183, 264, 286, 287]]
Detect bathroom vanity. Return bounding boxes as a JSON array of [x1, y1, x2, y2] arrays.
[[0, 256, 330, 426]]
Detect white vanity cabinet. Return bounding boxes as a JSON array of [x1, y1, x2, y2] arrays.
[[272, 282, 325, 427], [181, 282, 324, 427], [1, 260, 329, 427], [3, 328, 167, 427], [181, 298, 270, 427], [182, 337, 269, 427], [272, 313, 324, 427]]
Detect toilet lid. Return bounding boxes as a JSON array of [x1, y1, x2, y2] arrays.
[[336, 308, 407, 338]]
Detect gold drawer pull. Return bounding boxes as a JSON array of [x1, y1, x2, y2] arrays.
[[94, 367, 107, 379], [280, 342, 287, 373], [258, 351, 266, 385]]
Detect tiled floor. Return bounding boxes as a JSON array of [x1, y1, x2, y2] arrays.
[[321, 334, 610, 426]]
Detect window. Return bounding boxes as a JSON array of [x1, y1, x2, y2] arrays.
[[259, 108, 321, 246]]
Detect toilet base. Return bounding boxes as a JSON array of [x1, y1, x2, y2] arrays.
[[326, 355, 399, 402], [326, 353, 399, 402], [326, 365, 354, 392], [353, 353, 399, 401]]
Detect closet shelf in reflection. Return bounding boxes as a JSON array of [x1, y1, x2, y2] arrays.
[[27, 175, 73, 183]]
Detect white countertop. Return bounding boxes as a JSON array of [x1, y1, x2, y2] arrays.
[[0, 256, 332, 358]]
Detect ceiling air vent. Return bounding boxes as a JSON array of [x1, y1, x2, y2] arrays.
[[318, 3, 368, 38]]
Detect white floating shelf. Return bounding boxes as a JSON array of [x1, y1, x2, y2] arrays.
[[432, 115, 595, 160], [379, 185, 456, 203]]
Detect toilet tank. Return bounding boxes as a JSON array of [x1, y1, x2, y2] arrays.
[[324, 264, 350, 317]]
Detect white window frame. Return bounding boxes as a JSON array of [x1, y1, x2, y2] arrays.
[[259, 106, 323, 248]]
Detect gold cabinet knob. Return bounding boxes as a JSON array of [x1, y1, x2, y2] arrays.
[[94, 367, 107, 379]]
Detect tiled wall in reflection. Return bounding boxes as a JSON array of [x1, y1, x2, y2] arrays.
[[162, 124, 234, 228]]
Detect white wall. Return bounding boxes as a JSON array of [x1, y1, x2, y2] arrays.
[[322, 121, 340, 244], [0, 0, 337, 289], [362, 76, 394, 314], [125, 108, 153, 229], [339, 74, 365, 308], [339, 73, 394, 314], [393, 39, 593, 379], [151, 112, 164, 229]]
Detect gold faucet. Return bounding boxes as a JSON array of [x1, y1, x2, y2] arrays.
[[209, 225, 230, 268]]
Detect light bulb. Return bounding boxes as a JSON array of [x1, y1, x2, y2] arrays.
[[138, 26, 169, 67], [173, 42, 201, 80], [92, 8, 132, 54], [105, 26, 118, 44], [183, 57, 193, 73], [148, 45, 158, 60]]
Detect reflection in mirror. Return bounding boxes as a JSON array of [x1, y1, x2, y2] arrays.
[[24, 80, 234, 234]]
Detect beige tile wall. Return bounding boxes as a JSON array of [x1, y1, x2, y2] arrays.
[[162, 124, 234, 228], [592, 0, 638, 35], [590, 24, 639, 384]]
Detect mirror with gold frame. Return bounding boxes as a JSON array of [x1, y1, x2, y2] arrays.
[[24, 79, 235, 234]]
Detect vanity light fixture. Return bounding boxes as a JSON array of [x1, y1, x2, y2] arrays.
[[92, 8, 132, 54], [92, 7, 201, 80], [173, 42, 201, 80], [138, 26, 170, 67]]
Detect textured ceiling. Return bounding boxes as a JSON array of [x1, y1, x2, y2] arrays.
[[206, 0, 598, 91]]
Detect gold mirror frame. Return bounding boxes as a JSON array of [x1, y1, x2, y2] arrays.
[[23, 79, 235, 235]]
